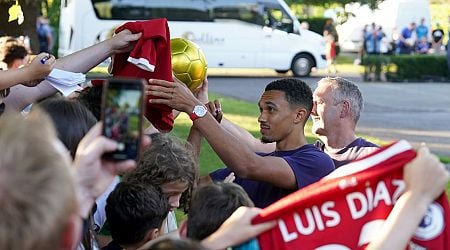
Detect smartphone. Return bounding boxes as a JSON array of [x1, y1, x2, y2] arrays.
[[101, 78, 145, 161]]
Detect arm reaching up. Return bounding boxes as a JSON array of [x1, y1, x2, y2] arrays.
[[4, 30, 142, 112]]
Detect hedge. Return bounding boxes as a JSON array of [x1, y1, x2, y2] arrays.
[[363, 55, 449, 82]]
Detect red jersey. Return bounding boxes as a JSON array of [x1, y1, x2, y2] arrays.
[[254, 140, 450, 250]]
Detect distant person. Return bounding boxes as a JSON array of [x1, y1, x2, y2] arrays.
[[325, 32, 337, 74], [365, 27, 382, 54], [323, 18, 338, 42], [36, 15, 53, 53], [415, 17, 429, 41], [378, 26, 389, 54], [300, 21, 309, 30], [355, 24, 369, 65], [323, 18, 339, 56], [415, 37, 430, 54], [431, 22, 444, 54], [398, 22, 416, 54], [391, 27, 400, 54]]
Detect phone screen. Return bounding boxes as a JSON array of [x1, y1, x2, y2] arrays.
[[102, 78, 145, 161]]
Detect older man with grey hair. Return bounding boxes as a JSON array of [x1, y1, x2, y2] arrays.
[[311, 77, 378, 167]]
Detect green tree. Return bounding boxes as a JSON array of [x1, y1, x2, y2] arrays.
[[0, 0, 42, 52], [1, 0, 60, 54], [286, 0, 385, 10]]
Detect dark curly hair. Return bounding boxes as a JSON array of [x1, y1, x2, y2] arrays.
[[122, 134, 198, 213], [1, 43, 29, 66], [265, 78, 313, 116]]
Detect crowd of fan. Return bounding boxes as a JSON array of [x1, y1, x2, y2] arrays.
[[0, 27, 448, 250]]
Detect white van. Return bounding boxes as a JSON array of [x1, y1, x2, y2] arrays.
[[59, 0, 326, 76]]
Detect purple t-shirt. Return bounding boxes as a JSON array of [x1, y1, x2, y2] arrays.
[[315, 137, 379, 168], [210, 144, 335, 208]]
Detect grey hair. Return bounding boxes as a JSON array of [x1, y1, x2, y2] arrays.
[[319, 77, 364, 123]]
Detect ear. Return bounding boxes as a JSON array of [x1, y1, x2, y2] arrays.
[[145, 228, 160, 241], [293, 107, 307, 124], [10, 59, 24, 69], [60, 214, 82, 250], [340, 100, 350, 119]]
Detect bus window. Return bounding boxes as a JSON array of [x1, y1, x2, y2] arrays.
[[212, 4, 264, 26], [264, 7, 293, 33], [91, 0, 211, 21]]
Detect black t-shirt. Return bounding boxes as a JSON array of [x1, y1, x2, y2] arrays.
[[101, 240, 122, 250]]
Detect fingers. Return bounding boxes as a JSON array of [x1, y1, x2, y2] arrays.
[[172, 74, 184, 85], [214, 99, 222, 114], [213, 99, 223, 122], [149, 78, 174, 88], [87, 136, 118, 157], [241, 207, 276, 233], [417, 143, 430, 156], [33, 53, 56, 66], [79, 123, 102, 147], [205, 101, 215, 113], [201, 77, 209, 91], [224, 172, 235, 183], [252, 220, 277, 235], [130, 32, 142, 41], [112, 159, 137, 173]]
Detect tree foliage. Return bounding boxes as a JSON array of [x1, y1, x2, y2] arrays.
[[286, 0, 385, 10]]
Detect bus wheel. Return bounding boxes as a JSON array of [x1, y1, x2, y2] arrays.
[[275, 70, 289, 74], [291, 54, 313, 77]]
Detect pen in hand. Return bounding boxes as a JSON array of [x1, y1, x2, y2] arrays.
[[40, 54, 50, 64]]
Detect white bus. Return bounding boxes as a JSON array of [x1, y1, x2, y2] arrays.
[[59, 0, 326, 76]]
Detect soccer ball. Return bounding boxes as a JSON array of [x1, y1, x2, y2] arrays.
[[170, 38, 208, 90]]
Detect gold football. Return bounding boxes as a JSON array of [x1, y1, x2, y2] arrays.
[[170, 38, 208, 90]]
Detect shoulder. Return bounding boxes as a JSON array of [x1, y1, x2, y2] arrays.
[[284, 144, 335, 169], [355, 137, 378, 148], [210, 167, 231, 178]]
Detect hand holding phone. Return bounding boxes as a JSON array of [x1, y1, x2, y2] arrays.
[[101, 78, 145, 161]]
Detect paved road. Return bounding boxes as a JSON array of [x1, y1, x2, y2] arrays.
[[207, 75, 450, 157]]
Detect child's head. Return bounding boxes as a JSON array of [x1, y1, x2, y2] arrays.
[[326, 33, 335, 42], [105, 182, 169, 249], [122, 134, 198, 212], [187, 182, 254, 240], [36, 97, 97, 158], [144, 238, 206, 250], [76, 84, 104, 121]]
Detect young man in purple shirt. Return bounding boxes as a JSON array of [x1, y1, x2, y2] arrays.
[[148, 78, 335, 208], [210, 144, 335, 208], [214, 77, 378, 168]]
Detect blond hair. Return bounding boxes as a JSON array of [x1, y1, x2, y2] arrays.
[[0, 111, 77, 250]]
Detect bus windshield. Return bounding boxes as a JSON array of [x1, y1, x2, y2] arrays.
[[91, 0, 267, 26]]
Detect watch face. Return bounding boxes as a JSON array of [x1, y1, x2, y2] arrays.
[[194, 105, 207, 117]]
